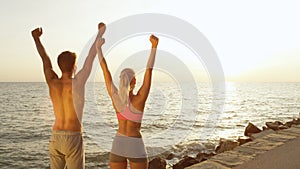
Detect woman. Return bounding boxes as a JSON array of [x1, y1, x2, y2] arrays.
[[96, 24, 159, 169]]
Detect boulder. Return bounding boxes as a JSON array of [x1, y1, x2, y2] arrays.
[[148, 157, 166, 169], [244, 122, 262, 136], [238, 136, 251, 145], [278, 125, 289, 130], [173, 156, 200, 169], [198, 151, 216, 160], [215, 139, 239, 153], [195, 152, 205, 161], [266, 121, 284, 130], [292, 118, 300, 125], [284, 121, 293, 128], [262, 126, 268, 130], [166, 153, 175, 160]]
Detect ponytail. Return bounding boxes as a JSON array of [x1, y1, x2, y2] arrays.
[[118, 68, 135, 106]]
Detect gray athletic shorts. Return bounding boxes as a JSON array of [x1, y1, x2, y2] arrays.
[[110, 133, 148, 162]]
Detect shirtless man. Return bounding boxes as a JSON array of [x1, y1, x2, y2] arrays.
[[31, 23, 106, 169]]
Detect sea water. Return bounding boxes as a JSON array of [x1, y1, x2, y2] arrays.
[[0, 82, 299, 168]]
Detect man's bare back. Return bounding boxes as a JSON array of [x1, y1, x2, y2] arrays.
[[49, 78, 82, 131]]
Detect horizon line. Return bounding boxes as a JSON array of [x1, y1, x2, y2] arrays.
[[1, 81, 300, 83]]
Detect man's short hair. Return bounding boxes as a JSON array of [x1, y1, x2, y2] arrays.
[[57, 51, 76, 73]]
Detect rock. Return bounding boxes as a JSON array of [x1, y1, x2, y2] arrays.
[[148, 157, 166, 169], [244, 122, 262, 136], [215, 139, 239, 153], [173, 156, 200, 169], [202, 152, 216, 160], [237, 136, 251, 145], [292, 118, 300, 125], [266, 121, 284, 130], [166, 153, 175, 160], [275, 121, 284, 125], [284, 121, 293, 128], [278, 125, 289, 130], [195, 151, 215, 162], [250, 129, 276, 140], [195, 152, 204, 161]]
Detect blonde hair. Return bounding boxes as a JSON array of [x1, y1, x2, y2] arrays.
[[119, 68, 135, 105]]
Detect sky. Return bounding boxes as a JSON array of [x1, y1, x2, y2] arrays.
[[0, 0, 299, 82]]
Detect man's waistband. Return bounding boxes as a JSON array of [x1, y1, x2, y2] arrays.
[[52, 130, 82, 135]]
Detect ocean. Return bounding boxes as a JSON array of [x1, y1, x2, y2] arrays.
[[0, 82, 300, 168]]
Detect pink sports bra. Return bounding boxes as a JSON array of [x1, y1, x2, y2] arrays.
[[116, 105, 143, 122]]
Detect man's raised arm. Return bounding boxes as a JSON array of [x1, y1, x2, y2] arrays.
[[32, 28, 58, 83], [96, 26, 118, 98], [75, 23, 106, 84]]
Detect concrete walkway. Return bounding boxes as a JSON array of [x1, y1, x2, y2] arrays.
[[187, 125, 300, 169]]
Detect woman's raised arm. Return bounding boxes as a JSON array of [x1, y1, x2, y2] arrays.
[[136, 35, 159, 102]]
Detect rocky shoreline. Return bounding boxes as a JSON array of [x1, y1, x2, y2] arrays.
[[148, 114, 300, 169]]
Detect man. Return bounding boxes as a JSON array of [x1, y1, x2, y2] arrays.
[[31, 23, 106, 169]]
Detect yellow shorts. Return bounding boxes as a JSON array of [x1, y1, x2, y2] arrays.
[[49, 130, 84, 169]]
